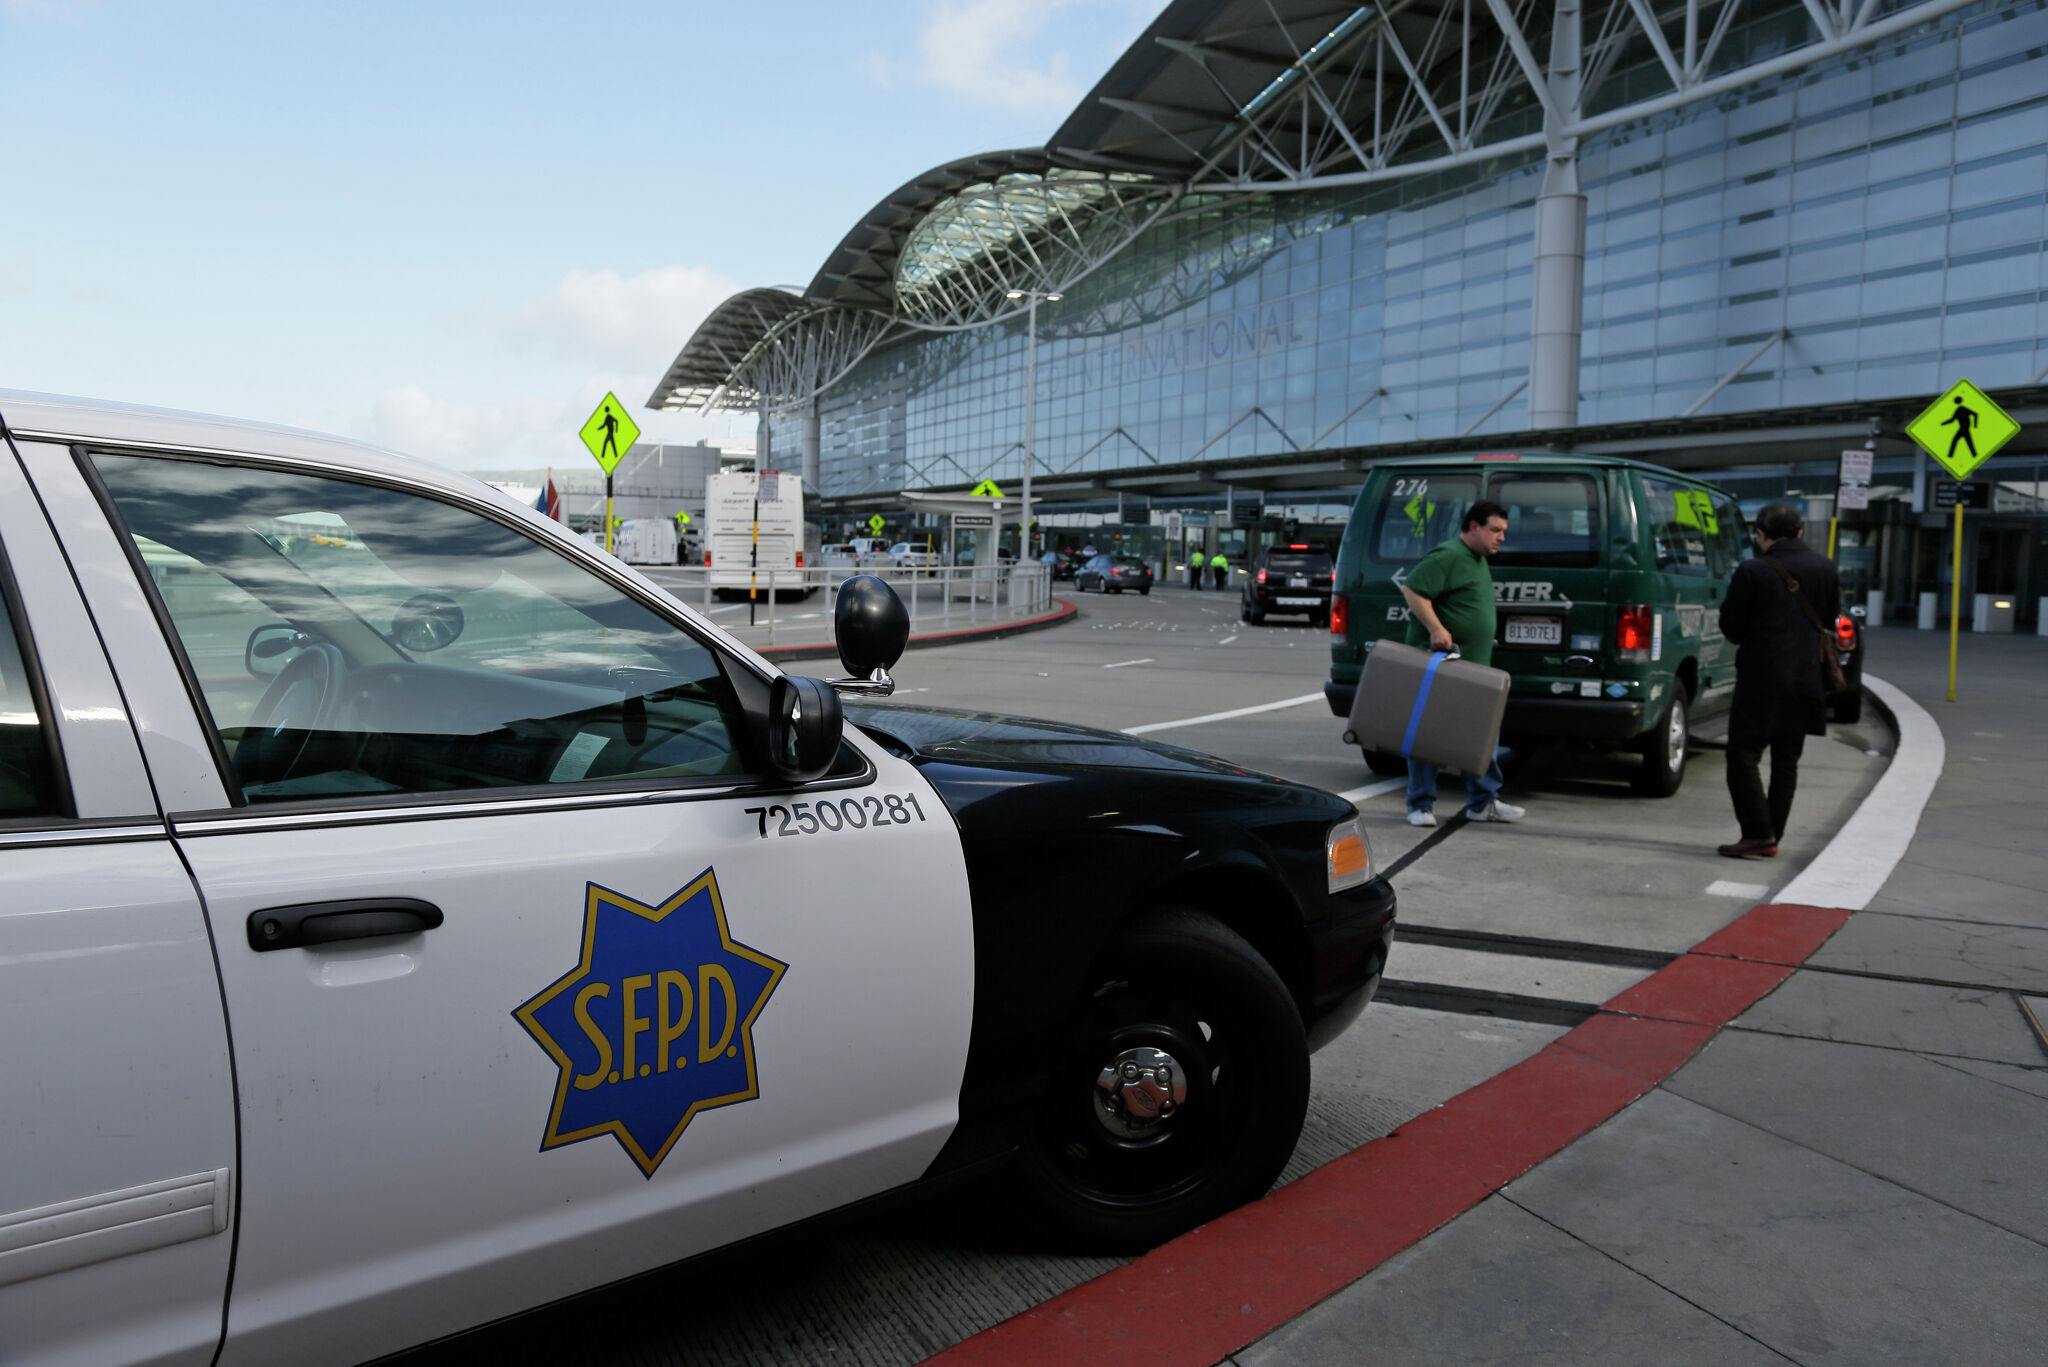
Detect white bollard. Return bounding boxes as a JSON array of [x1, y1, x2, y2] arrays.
[[1864, 589, 1884, 627], [1972, 592, 1989, 634], [1918, 591, 1938, 630]]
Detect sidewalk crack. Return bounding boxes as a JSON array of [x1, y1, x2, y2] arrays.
[[1657, 1088, 2048, 1255], [1496, 1193, 1807, 1365]]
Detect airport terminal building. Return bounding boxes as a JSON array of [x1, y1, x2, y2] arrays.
[[653, 0, 2048, 624]]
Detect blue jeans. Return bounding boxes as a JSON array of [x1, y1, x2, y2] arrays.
[[1406, 752, 1505, 815]]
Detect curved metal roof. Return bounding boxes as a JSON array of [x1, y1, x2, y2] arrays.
[[650, 0, 1498, 415], [804, 148, 1060, 311], [646, 286, 811, 412]]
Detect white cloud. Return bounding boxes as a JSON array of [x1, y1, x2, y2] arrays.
[[915, 0, 1087, 116], [513, 264, 741, 370]]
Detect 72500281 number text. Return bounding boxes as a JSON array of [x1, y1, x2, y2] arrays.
[[744, 792, 927, 839]]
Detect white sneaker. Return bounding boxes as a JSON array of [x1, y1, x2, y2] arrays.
[[1406, 809, 1437, 828], [1468, 799, 1525, 823]]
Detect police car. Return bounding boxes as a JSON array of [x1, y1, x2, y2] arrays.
[[0, 393, 1395, 1367]]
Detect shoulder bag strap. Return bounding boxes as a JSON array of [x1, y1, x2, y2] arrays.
[[1763, 555, 1829, 635]]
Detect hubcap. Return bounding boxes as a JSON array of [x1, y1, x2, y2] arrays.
[[1093, 1046, 1189, 1139], [1667, 700, 1687, 769]]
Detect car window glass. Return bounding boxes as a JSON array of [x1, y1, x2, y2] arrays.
[[1639, 477, 1714, 578], [1370, 473, 1478, 562], [1713, 499, 1750, 571], [1488, 472, 1600, 569], [93, 454, 747, 806], [0, 580, 63, 819], [1265, 552, 1331, 573]]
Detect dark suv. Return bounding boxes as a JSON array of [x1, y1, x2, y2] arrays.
[[1242, 544, 1334, 625]]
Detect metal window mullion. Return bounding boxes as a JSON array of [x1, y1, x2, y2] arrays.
[[1481, 0, 1567, 129], [1627, 0, 1691, 89], [1379, 23, 1461, 154], [1798, 0, 1840, 41], [1693, 0, 1747, 82]]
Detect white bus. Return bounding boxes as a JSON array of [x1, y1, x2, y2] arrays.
[[703, 469, 809, 598]]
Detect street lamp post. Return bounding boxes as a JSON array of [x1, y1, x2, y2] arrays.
[[1006, 288, 1061, 558]]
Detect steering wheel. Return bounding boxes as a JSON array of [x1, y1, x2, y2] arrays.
[[236, 642, 346, 784]]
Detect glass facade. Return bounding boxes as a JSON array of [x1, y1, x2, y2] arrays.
[[792, 1, 2047, 500]]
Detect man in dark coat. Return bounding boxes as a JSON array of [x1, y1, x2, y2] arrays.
[[1717, 501, 1838, 858]]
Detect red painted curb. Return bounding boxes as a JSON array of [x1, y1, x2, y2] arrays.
[[922, 902, 1850, 1367], [757, 599, 1077, 662]]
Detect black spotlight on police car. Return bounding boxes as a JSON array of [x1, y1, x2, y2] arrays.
[[830, 573, 907, 698]]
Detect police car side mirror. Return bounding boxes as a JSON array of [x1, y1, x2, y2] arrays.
[[767, 675, 843, 783], [829, 574, 907, 698]]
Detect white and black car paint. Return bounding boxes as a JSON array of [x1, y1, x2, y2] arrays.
[[0, 392, 1394, 1367]]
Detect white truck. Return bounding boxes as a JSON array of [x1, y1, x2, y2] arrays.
[[703, 468, 809, 598]]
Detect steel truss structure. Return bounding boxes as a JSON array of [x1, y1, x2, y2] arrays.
[[653, 0, 1987, 438]]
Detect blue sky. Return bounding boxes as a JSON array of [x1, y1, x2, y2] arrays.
[[0, 1, 1155, 468]]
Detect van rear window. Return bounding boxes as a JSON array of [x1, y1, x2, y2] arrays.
[[1490, 473, 1600, 569], [1368, 474, 1479, 562]]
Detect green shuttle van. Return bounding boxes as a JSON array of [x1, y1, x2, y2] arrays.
[[1324, 453, 1751, 796]]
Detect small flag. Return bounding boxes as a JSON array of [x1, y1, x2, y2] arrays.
[[536, 471, 563, 521]]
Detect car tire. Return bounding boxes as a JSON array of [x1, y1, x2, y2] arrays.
[[1631, 687, 1690, 797], [1012, 908, 1309, 1253], [1139, 588, 1150, 596], [1362, 748, 1407, 778], [1310, 612, 1329, 629]]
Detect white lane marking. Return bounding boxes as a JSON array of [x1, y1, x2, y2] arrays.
[[1706, 880, 1771, 900], [1122, 691, 1325, 735], [1337, 778, 1406, 803], [1776, 673, 1944, 912], [1103, 658, 1155, 669], [1218, 634, 1239, 645]]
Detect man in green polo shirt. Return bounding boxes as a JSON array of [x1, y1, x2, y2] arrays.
[[1398, 499, 1523, 828]]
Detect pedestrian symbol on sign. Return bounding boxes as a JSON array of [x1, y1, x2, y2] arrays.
[[1905, 380, 2017, 481], [1939, 396, 1978, 466], [578, 393, 641, 477]]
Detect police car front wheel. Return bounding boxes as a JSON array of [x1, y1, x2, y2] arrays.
[[1015, 908, 1309, 1252]]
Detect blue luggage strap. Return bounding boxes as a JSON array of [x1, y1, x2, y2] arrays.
[[1399, 651, 1452, 760]]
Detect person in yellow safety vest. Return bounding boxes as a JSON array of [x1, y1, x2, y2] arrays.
[[1210, 551, 1228, 591], [1188, 549, 1204, 590]]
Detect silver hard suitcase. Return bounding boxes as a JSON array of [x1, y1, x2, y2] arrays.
[[1343, 640, 1509, 776]]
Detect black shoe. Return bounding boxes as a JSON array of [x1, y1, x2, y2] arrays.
[[1717, 838, 1778, 859]]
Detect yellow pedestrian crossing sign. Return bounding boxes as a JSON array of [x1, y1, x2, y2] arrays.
[[1906, 379, 2017, 480], [867, 514, 886, 534], [969, 479, 1004, 497], [578, 392, 640, 476]]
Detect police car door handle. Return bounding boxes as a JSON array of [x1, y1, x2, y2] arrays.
[[246, 898, 444, 952]]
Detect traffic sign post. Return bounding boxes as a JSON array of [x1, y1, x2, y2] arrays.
[[579, 393, 641, 554], [1832, 449, 1874, 558], [867, 513, 886, 536], [1906, 381, 2019, 702]]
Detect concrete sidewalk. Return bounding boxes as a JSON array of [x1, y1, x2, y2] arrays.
[[1232, 627, 2048, 1366]]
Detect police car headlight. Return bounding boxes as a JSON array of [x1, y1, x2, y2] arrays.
[[1327, 817, 1373, 893]]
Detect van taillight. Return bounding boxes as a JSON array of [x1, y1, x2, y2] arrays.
[[1257, 568, 1268, 583], [1836, 614, 1856, 650], [1331, 594, 1348, 637], [1617, 604, 1653, 660], [704, 552, 711, 566], [796, 551, 805, 567]]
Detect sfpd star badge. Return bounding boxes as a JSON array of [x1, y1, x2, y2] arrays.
[[513, 870, 787, 1178]]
